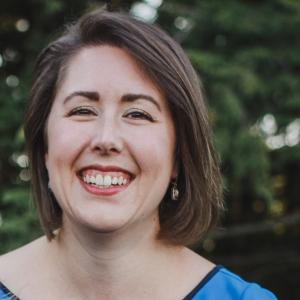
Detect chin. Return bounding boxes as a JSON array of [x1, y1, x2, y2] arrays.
[[66, 212, 133, 235]]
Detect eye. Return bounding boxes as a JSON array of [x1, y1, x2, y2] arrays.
[[123, 109, 154, 122], [67, 106, 97, 116]]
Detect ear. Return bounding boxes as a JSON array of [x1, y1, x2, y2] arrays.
[[171, 159, 178, 180], [45, 152, 49, 171]]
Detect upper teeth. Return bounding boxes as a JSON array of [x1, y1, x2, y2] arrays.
[[83, 174, 128, 187]]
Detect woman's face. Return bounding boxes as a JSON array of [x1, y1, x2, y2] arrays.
[[45, 45, 177, 235]]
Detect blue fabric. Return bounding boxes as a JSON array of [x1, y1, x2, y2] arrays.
[[0, 266, 277, 300], [0, 282, 18, 300], [189, 266, 278, 300], [0, 289, 9, 300]]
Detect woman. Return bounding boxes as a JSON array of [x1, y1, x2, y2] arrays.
[[0, 9, 277, 300]]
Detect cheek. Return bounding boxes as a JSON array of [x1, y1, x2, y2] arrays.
[[126, 125, 176, 174], [46, 121, 90, 168]]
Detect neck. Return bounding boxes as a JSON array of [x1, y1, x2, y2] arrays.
[[47, 216, 183, 299]]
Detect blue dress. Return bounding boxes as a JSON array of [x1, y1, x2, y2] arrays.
[[183, 265, 277, 299], [0, 265, 277, 299]]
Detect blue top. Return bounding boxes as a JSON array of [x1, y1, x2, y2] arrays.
[[0, 282, 19, 300], [0, 265, 277, 300], [183, 265, 277, 300]]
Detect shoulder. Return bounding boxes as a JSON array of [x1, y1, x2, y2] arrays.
[[240, 283, 277, 300], [0, 246, 29, 299], [0, 237, 46, 290], [0, 239, 37, 273], [192, 267, 278, 300], [219, 268, 277, 299]]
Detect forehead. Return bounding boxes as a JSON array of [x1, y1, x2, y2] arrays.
[[57, 45, 164, 101]]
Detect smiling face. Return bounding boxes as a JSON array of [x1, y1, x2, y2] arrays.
[[45, 45, 177, 236]]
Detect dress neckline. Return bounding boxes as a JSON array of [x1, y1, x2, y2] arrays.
[[0, 265, 223, 300], [182, 265, 223, 300], [0, 281, 20, 299]]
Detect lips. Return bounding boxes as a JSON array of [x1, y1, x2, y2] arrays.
[[77, 164, 134, 196]]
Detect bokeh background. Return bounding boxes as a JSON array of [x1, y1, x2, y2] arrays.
[[0, 0, 299, 299]]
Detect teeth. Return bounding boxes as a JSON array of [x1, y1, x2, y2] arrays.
[[112, 177, 118, 185], [118, 176, 123, 185], [83, 174, 129, 187], [103, 175, 112, 186], [96, 174, 103, 185]]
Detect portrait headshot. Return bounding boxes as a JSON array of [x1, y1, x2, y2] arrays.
[[1, 1, 298, 299]]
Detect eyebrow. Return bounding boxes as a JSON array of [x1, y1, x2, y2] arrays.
[[63, 91, 100, 104], [63, 91, 161, 111], [121, 93, 161, 111]]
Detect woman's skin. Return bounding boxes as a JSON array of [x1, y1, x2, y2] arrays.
[[0, 46, 214, 300]]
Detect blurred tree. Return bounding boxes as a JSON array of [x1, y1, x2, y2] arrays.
[[0, 0, 299, 298], [153, 1, 300, 298]]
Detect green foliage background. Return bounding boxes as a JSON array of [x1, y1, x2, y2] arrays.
[[0, 0, 299, 298]]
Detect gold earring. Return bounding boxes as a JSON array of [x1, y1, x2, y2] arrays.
[[171, 181, 179, 201]]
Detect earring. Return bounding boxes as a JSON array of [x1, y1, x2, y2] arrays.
[[171, 181, 179, 201]]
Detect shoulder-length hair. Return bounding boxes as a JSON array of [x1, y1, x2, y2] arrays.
[[24, 9, 223, 246]]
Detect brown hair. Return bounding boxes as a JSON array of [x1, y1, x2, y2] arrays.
[[24, 9, 223, 246]]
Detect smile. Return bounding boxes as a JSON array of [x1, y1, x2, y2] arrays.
[[78, 165, 133, 195], [83, 174, 128, 188]]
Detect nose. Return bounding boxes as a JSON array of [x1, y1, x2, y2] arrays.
[[90, 114, 123, 155]]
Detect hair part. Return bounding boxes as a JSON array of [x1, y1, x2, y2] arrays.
[[24, 9, 223, 246]]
